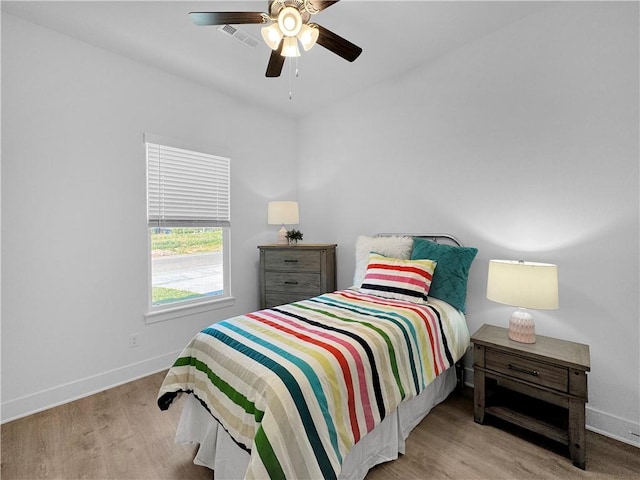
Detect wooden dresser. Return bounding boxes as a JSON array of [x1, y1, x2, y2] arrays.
[[258, 244, 337, 309], [472, 324, 590, 469]]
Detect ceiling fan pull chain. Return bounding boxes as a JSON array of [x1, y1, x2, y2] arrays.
[[289, 58, 300, 100], [289, 60, 293, 100]]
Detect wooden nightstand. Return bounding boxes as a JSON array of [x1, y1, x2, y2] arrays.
[[258, 244, 337, 309], [472, 324, 590, 469]]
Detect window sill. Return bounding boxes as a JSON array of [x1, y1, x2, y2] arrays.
[[145, 296, 235, 324]]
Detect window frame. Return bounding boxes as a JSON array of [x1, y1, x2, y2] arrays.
[[143, 133, 234, 323]]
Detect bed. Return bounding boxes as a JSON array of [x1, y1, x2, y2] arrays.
[[158, 234, 478, 480]]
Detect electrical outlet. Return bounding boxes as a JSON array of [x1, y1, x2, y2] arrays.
[[129, 333, 139, 348]]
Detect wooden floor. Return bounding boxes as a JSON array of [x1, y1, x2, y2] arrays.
[[2, 371, 638, 479]]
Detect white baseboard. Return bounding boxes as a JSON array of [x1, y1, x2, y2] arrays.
[[587, 406, 640, 447], [4, 358, 640, 450], [463, 366, 474, 387], [462, 366, 640, 448], [1, 350, 181, 424]]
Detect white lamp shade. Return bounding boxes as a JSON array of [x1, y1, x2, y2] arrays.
[[278, 6, 302, 36], [261, 23, 283, 50], [267, 201, 299, 225], [281, 36, 301, 57], [487, 260, 559, 310], [298, 24, 319, 51]]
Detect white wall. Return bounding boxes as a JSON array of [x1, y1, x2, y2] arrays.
[[297, 2, 639, 445], [1, 14, 297, 421], [2, 1, 639, 448]]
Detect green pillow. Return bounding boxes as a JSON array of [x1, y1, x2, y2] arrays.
[[410, 238, 478, 312]]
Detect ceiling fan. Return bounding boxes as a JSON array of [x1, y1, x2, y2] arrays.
[[189, 0, 363, 77]]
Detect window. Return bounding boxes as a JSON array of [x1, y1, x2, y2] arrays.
[[145, 135, 232, 321]]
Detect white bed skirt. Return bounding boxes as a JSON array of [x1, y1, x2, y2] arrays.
[[175, 367, 457, 480]]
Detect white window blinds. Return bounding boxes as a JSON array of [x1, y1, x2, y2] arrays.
[[146, 142, 230, 228]]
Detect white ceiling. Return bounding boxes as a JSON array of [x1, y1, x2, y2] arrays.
[[2, 1, 550, 118]]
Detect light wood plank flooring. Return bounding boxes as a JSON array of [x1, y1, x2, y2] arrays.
[[2, 371, 638, 479]]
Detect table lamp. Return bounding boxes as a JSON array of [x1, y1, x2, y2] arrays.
[[267, 201, 299, 245], [486, 260, 559, 343]]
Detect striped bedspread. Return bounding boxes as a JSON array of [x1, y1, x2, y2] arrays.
[[158, 289, 470, 480]]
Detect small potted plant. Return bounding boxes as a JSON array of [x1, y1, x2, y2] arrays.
[[286, 228, 303, 245]]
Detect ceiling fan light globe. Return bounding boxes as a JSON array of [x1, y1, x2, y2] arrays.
[[298, 24, 319, 51], [261, 24, 283, 50], [281, 36, 301, 57], [283, 17, 295, 31], [278, 6, 302, 37]]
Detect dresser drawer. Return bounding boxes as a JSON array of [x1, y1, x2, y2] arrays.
[[265, 292, 316, 308], [486, 349, 568, 392], [264, 249, 320, 272], [265, 272, 321, 293]]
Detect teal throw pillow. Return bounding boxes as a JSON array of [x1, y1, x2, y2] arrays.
[[410, 238, 478, 312]]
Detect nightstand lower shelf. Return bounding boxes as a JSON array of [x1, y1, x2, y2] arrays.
[[485, 406, 569, 445], [485, 383, 569, 445]]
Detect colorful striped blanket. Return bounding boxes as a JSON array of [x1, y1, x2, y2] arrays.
[[158, 289, 469, 480]]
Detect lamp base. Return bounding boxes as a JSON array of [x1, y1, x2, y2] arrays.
[[277, 225, 288, 245], [508, 309, 536, 343]]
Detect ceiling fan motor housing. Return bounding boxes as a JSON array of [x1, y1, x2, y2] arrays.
[[270, 1, 312, 25]]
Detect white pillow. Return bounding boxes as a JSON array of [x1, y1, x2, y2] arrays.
[[352, 235, 414, 287]]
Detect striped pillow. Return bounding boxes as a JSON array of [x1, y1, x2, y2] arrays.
[[360, 253, 437, 303]]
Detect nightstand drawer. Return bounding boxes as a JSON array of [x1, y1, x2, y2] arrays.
[[264, 249, 320, 272], [265, 272, 321, 293], [486, 350, 568, 392]]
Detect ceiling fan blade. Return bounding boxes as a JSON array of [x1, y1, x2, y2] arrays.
[[308, 1, 341, 12], [266, 40, 285, 77], [189, 12, 266, 26], [315, 24, 362, 62]]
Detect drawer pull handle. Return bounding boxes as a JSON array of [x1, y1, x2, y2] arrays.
[[284, 259, 299, 263], [284, 281, 299, 285], [508, 364, 539, 377]]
